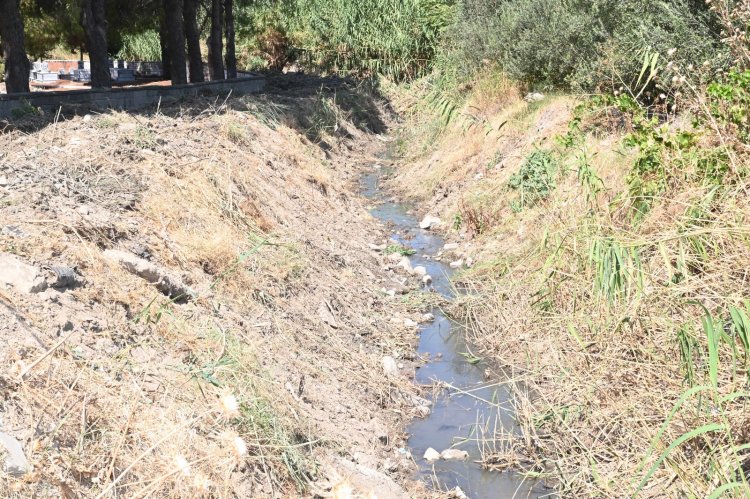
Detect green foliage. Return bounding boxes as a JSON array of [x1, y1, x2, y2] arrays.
[[384, 244, 416, 256], [508, 150, 557, 210], [707, 69, 750, 143], [433, 0, 724, 93], [116, 30, 161, 61], [589, 238, 642, 304], [11, 99, 41, 119], [240, 0, 456, 79], [558, 114, 603, 202]]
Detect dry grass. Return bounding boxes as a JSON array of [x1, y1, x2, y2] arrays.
[[0, 83, 423, 497], [393, 77, 750, 497]]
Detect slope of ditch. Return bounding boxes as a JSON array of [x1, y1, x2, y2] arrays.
[[390, 82, 750, 497], [0, 75, 446, 498]]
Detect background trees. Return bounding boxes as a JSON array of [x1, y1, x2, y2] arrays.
[[0, 0, 32, 93], [1, 0, 241, 93]]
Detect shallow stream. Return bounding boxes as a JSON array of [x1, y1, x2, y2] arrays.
[[361, 167, 546, 498]]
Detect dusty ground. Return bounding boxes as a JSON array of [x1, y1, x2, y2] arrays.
[[0, 75, 440, 498]]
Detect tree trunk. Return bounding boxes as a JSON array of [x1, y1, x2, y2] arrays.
[[159, 15, 171, 81], [183, 0, 204, 82], [224, 0, 236, 79], [80, 0, 111, 88], [164, 0, 187, 84], [207, 0, 223, 80], [0, 0, 31, 94]]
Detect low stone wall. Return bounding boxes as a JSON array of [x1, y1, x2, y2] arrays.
[[0, 75, 266, 119]]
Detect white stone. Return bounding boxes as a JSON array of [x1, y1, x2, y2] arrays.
[[452, 486, 468, 499], [466, 257, 474, 267], [369, 243, 387, 252], [387, 252, 403, 263], [0, 176, 8, 187], [82, 114, 92, 123], [449, 259, 464, 269], [0, 253, 47, 293], [419, 216, 441, 230], [397, 257, 413, 274], [412, 265, 427, 276], [420, 313, 435, 323], [404, 319, 418, 328], [422, 275, 432, 286], [0, 432, 28, 476], [104, 249, 195, 300], [382, 356, 399, 377], [443, 243, 459, 251], [423, 448, 440, 462], [525, 92, 545, 102], [440, 449, 469, 461], [415, 405, 431, 417]]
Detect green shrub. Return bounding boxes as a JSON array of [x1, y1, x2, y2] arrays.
[[707, 69, 750, 143], [435, 0, 724, 94], [508, 150, 558, 210]]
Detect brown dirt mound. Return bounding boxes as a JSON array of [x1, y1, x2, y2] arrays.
[[0, 77, 433, 498]]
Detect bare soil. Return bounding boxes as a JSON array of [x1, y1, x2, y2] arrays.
[[0, 75, 439, 498]]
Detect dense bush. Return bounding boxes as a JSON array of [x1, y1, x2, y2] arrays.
[[436, 0, 725, 93]]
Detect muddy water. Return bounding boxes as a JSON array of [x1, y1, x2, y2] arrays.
[[361, 168, 545, 498]]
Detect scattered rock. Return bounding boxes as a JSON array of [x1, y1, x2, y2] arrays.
[[397, 257, 413, 274], [382, 356, 399, 377], [0, 432, 29, 476], [412, 265, 427, 276], [0, 176, 8, 187], [449, 259, 464, 269], [103, 250, 195, 301], [382, 458, 398, 473], [404, 318, 418, 328], [420, 313, 435, 323], [2, 225, 26, 238], [419, 215, 441, 230], [440, 449, 469, 461], [0, 253, 47, 293], [443, 243, 459, 251], [44, 266, 82, 290], [368, 243, 387, 252], [451, 486, 469, 499], [423, 448, 440, 462], [415, 405, 431, 417], [525, 92, 545, 102], [422, 274, 433, 286], [317, 302, 339, 329], [466, 257, 474, 268], [82, 114, 92, 123], [387, 252, 403, 263]]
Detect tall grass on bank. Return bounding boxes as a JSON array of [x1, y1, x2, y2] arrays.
[[387, 3, 750, 488]]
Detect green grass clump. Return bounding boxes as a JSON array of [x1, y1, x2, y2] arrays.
[[508, 150, 558, 211], [384, 244, 416, 256]]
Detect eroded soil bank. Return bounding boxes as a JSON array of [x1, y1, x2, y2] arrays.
[[0, 75, 465, 498]]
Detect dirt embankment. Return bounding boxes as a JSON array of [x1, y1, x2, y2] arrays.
[[0, 76, 436, 498]]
